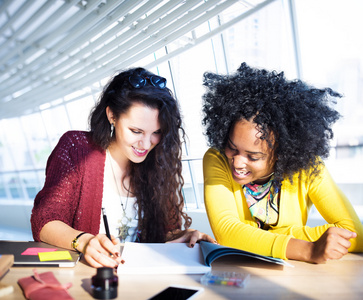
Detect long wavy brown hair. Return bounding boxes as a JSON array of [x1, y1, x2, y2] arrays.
[[89, 67, 191, 242]]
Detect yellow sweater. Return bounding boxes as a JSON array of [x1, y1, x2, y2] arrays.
[[203, 148, 363, 259]]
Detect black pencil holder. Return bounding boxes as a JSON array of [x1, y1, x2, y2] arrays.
[[91, 267, 118, 299]]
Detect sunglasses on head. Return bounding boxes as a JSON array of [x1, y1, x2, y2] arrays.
[[128, 75, 167, 89]]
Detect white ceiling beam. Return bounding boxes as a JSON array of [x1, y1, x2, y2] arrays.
[[37, 0, 194, 87], [110, 0, 240, 72], [1, 0, 201, 104], [50, 0, 221, 88], [4, 0, 217, 106], [0, 0, 140, 97], [0, 0, 80, 67], [27, 0, 170, 87], [0, 0, 35, 36], [0, 0, 272, 119], [145, 0, 278, 69], [1, 0, 230, 112], [0, 0, 12, 15], [39, 0, 167, 75]]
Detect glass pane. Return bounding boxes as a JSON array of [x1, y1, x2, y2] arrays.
[[1, 118, 30, 171], [295, 0, 363, 220], [182, 160, 196, 208], [21, 171, 42, 200], [41, 106, 71, 148], [66, 95, 95, 130], [4, 172, 23, 200], [169, 39, 215, 159], [295, 0, 363, 149], [0, 121, 16, 172], [20, 113, 51, 169], [0, 174, 8, 199], [181, 159, 204, 208], [220, 1, 296, 77]]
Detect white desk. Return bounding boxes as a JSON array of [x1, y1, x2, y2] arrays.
[[2, 253, 363, 299]]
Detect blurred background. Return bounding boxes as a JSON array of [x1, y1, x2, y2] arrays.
[[0, 0, 362, 240]]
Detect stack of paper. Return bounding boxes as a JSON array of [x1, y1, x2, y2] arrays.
[[118, 242, 210, 274], [118, 241, 291, 275]]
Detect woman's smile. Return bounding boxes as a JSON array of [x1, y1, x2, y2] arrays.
[[132, 146, 148, 157], [233, 168, 251, 178]]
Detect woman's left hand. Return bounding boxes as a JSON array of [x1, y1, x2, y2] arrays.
[[166, 229, 217, 248]]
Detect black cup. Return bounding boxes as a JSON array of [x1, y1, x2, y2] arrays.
[[91, 267, 118, 299]]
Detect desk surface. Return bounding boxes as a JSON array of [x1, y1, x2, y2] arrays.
[[1, 253, 363, 300]]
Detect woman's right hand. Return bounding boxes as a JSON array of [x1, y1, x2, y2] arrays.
[[80, 233, 124, 268], [309, 227, 356, 264], [39, 221, 123, 268], [286, 227, 356, 263]]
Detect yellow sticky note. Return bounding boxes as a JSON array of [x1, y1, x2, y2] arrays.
[[38, 251, 73, 261]]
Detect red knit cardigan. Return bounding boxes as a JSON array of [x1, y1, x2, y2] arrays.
[[31, 131, 105, 242]]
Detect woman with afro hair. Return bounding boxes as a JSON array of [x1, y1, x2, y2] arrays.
[[202, 62, 363, 263]]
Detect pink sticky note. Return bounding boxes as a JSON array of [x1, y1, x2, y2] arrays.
[[21, 247, 58, 255]]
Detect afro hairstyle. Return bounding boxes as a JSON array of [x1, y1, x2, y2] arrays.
[[202, 62, 342, 188]]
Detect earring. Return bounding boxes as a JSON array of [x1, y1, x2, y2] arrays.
[[110, 123, 114, 138]]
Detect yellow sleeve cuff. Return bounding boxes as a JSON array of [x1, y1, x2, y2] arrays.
[[272, 234, 293, 260]]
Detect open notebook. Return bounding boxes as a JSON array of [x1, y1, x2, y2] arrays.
[[0, 241, 80, 267], [117, 241, 291, 275]]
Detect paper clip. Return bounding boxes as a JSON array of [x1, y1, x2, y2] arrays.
[[200, 271, 250, 288]]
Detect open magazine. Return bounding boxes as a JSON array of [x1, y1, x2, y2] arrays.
[[117, 241, 291, 275], [199, 241, 290, 266]]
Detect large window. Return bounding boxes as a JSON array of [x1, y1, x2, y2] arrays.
[[1, 0, 362, 238], [294, 0, 363, 219], [168, 0, 297, 208]]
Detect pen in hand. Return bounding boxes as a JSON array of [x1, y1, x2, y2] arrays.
[[102, 207, 124, 264], [102, 207, 111, 240]]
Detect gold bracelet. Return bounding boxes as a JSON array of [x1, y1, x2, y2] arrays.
[[71, 232, 88, 253]]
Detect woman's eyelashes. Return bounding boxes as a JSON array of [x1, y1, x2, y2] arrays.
[[227, 144, 261, 162], [130, 128, 161, 136], [227, 143, 238, 153], [248, 156, 260, 162], [130, 128, 142, 134]]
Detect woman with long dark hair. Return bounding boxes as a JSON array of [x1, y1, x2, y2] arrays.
[[31, 67, 215, 268]]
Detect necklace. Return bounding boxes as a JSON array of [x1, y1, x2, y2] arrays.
[[107, 149, 132, 241]]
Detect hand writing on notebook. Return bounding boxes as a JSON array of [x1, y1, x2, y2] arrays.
[[166, 229, 217, 248], [80, 233, 124, 268]]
